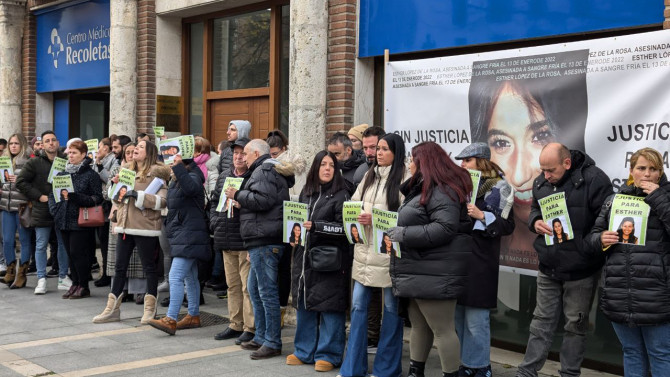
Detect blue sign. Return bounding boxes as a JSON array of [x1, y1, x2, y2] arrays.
[[359, 0, 663, 57], [36, 0, 110, 93]]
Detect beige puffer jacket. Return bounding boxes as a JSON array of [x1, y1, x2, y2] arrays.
[[113, 164, 171, 237], [0, 154, 30, 212], [351, 165, 410, 288]]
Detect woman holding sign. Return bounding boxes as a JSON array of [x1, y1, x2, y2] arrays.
[[340, 133, 409, 377], [587, 147, 670, 376], [454, 142, 515, 376], [48, 140, 103, 298], [0, 133, 32, 288], [93, 140, 170, 324], [286, 151, 350, 372], [387, 141, 473, 377]]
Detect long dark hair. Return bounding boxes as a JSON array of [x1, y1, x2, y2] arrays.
[[290, 223, 302, 244], [302, 151, 345, 196], [410, 142, 471, 205], [552, 218, 569, 244], [616, 217, 637, 244], [360, 133, 406, 211]]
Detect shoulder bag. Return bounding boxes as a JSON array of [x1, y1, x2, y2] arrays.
[[78, 206, 105, 227]]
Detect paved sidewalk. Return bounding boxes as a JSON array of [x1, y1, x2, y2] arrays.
[[0, 274, 617, 377]]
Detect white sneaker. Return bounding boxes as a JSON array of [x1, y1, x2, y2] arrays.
[[0, 263, 6, 274], [34, 278, 47, 295], [58, 276, 73, 290], [157, 280, 169, 292]]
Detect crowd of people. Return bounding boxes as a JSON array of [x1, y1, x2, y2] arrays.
[[0, 122, 668, 377]]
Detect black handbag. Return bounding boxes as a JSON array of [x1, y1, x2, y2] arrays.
[[308, 245, 341, 272]]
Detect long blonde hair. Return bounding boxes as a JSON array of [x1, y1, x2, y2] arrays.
[[3, 133, 29, 167], [129, 140, 159, 180]]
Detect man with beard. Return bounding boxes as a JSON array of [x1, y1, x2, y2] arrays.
[[327, 132, 366, 192], [110, 135, 132, 163]]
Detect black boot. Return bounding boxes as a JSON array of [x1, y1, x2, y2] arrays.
[[408, 360, 425, 377]]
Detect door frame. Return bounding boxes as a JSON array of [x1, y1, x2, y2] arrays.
[[181, 0, 288, 139]]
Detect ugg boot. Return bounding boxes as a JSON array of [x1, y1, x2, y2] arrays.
[[140, 294, 157, 324], [408, 360, 426, 377], [92, 293, 124, 323], [3, 261, 16, 285], [10, 262, 29, 289]]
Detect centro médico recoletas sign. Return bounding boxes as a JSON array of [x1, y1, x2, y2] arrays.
[[36, 0, 110, 93]]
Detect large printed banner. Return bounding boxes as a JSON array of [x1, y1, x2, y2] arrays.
[[385, 30, 670, 276]]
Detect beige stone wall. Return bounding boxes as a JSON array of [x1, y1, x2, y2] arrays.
[[109, 0, 138, 137], [0, 0, 26, 139]]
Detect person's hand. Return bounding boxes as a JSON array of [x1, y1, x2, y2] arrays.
[[358, 213, 372, 225], [534, 220, 552, 235], [111, 174, 119, 184], [232, 200, 241, 209], [600, 230, 619, 247], [8, 174, 16, 183], [639, 181, 660, 195], [387, 226, 406, 242], [173, 154, 183, 165], [39, 195, 48, 203], [124, 190, 139, 200], [303, 221, 312, 231], [224, 187, 238, 199], [467, 203, 485, 221]]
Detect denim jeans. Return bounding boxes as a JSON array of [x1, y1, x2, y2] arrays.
[[35, 227, 68, 279], [340, 281, 403, 377], [612, 322, 670, 377], [247, 245, 283, 350], [293, 303, 346, 366], [454, 305, 491, 369], [517, 271, 599, 377], [166, 257, 200, 320], [2, 211, 32, 265]]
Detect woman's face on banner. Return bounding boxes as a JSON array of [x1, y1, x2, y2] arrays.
[[487, 84, 555, 221], [119, 186, 127, 199], [553, 220, 563, 234], [383, 234, 392, 249], [293, 225, 301, 238], [351, 226, 359, 239], [621, 220, 634, 236]]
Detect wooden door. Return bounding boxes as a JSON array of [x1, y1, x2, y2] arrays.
[[210, 97, 270, 147]]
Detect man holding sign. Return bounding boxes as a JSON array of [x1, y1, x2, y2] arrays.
[[517, 143, 612, 377], [16, 131, 71, 294]]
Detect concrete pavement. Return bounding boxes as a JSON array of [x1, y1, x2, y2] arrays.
[[0, 273, 618, 377]]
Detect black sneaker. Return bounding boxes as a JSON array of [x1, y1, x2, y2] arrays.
[[216, 290, 228, 299], [27, 263, 37, 275], [214, 327, 243, 341], [235, 331, 254, 345], [160, 296, 170, 307], [47, 268, 59, 277]]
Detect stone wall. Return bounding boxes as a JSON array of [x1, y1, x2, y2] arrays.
[[137, 0, 157, 136], [0, 0, 27, 139]]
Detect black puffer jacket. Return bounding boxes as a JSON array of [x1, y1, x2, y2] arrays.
[[586, 176, 670, 326], [209, 165, 252, 252], [165, 162, 211, 262], [218, 148, 233, 175], [235, 154, 295, 248], [458, 178, 515, 308], [528, 150, 613, 281], [340, 149, 366, 188], [16, 150, 66, 227], [291, 181, 351, 312], [390, 180, 473, 300], [48, 159, 103, 231]]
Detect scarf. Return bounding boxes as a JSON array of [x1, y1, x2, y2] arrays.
[[65, 161, 84, 174], [194, 153, 210, 180]]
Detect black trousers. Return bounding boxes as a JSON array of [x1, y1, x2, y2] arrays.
[[278, 244, 292, 307], [112, 234, 159, 297], [96, 223, 110, 275], [367, 287, 383, 344], [61, 229, 96, 289]]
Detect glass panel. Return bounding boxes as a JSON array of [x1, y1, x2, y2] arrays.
[[212, 9, 271, 91], [189, 22, 204, 135], [79, 100, 105, 140], [279, 5, 290, 136]]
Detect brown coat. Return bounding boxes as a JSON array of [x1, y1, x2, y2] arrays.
[[113, 164, 170, 237]]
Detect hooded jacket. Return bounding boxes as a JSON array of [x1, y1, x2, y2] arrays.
[[218, 120, 251, 174], [209, 164, 252, 252], [0, 154, 30, 212], [340, 149, 366, 190], [48, 159, 103, 231], [350, 165, 411, 288], [528, 150, 613, 281], [113, 164, 171, 237], [291, 181, 351, 312], [390, 179, 474, 300], [165, 161, 211, 262], [586, 176, 670, 326], [205, 151, 220, 197], [16, 149, 66, 227], [235, 154, 295, 248]]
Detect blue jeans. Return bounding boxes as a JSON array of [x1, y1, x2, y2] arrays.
[[247, 245, 283, 350], [612, 322, 670, 377], [340, 281, 403, 377], [2, 211, 32, 266], [294, 303, 346, 366], [167, 257, 200, 320], [35, 227, 68, 279], [454, 305, 490, 369]]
